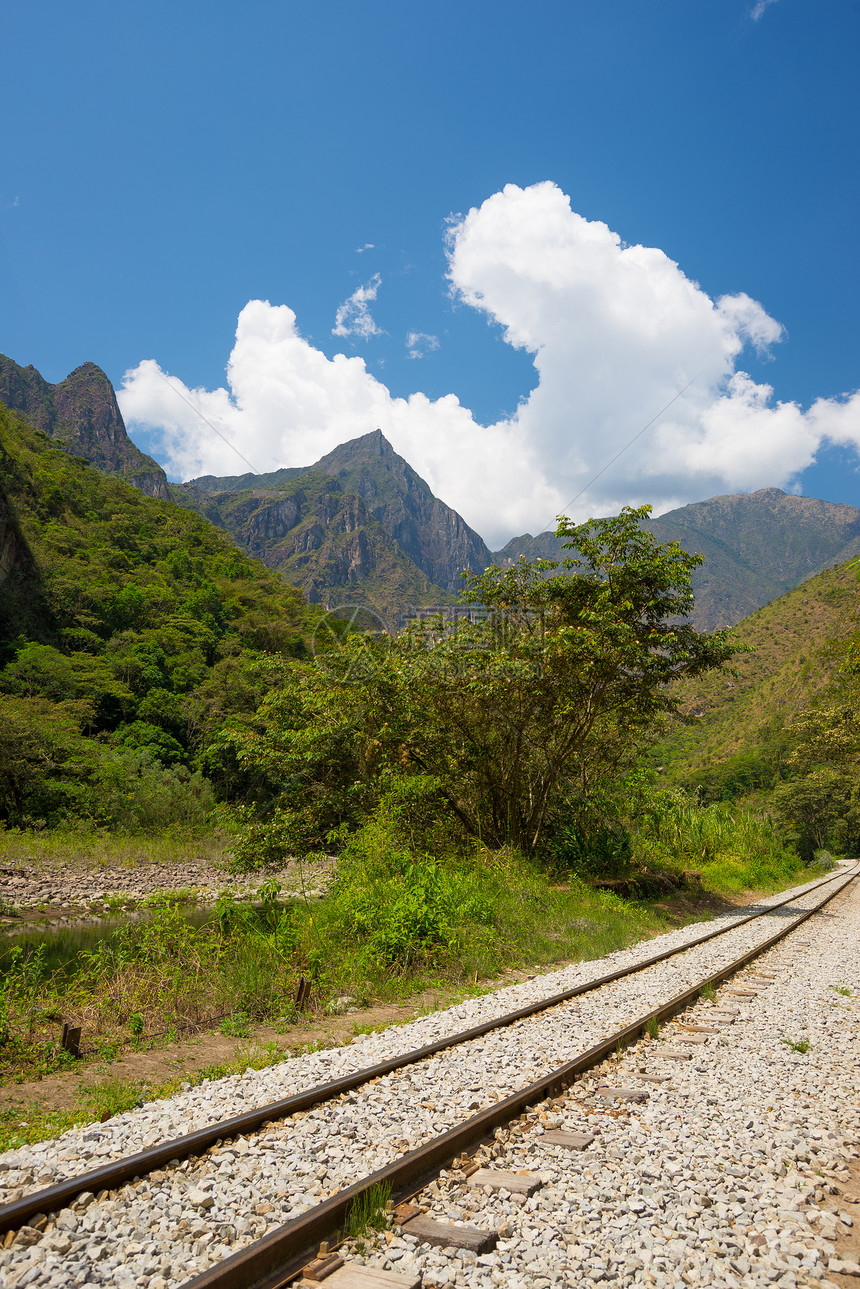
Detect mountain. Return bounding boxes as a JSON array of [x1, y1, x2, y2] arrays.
[[0, 354, 169, 500], [494, 489, 860, 630], [0, 400, 317, 827], [180, 430, 492, 617], [6, 349, 855, 630], [651, 558, 858, 780]]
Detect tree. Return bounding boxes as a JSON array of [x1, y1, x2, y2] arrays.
[[771, 628, 860, 858], [231, 506, 738, 862]]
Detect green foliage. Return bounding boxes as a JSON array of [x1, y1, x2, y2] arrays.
[[346, 1182, 392, 1242], [765, 628, 860, 859], [624, 782, 801, 891], [0, 839, 675, 1083], [219, 1011, 252, 1038], [653, 561, 858, 781], [684, 750, 783, 804], [230, 506, 737, 862], [0, 403, 318, 830], [770, 768, 860, 860], [541, 771, 800, 892], [782, 1038, 812, 1054]]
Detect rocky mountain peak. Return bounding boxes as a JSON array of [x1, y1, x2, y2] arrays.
[[0, 354, 169, 500], [181, 430, 492, 611]]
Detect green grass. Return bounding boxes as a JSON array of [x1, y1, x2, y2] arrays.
[[0, 826, 231, 871], [219, 1011, 252, 1038], [626, 794, 805, 895], [0, 1038, 292, 1153], [782, 1038, 812, 1054], [0, 795, 815, 1099], [346, 1181, 392, 1243]]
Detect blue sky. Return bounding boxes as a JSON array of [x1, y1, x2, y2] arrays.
[[2, 0, 859, 545]]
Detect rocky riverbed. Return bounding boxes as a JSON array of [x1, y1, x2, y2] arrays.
[[0, 854, 336, 926]]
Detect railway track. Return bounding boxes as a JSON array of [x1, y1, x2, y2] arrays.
[[0, 864, 856, 1289]]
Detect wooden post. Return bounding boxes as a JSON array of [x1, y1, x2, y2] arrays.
[[61, 1022, 82, 1057]]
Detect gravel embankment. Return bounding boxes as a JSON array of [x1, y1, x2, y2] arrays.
[[0, 867, 855, 1288], [342, 875, 860, 1288]]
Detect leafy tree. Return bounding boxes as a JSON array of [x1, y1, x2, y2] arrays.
[[230, 506, 738, 863], [0, 695, 97, 824]]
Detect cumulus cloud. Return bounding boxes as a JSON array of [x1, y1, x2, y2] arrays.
[[332, 274, 383, 339], [119, 181, 860, 548], [405, 331, 440, 359]]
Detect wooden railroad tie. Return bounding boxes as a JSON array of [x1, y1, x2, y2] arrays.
[[400, 1214, 498, 1254]]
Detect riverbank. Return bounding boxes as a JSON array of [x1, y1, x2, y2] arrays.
[[0, 851, 335, 926]]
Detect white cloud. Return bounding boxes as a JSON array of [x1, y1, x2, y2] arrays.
[[332, 274, 383, 339], [405, 331, 440, 359], [355, 242, 375, 254], [751, 0, 779, 19], [119, 181, 860, 548]]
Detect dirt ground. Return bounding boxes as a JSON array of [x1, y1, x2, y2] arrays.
[[0, 979, 529, 1117], [822, 1160, 860, 1284]]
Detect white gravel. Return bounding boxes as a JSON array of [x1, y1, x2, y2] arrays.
[[0, 866, 855, 1288], [344, 871, 860, 1289]]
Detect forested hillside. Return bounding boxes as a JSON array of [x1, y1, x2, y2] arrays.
[[652, 559, 860, 857], [0, 404, 317, 829], [654, 562, 857, 776]]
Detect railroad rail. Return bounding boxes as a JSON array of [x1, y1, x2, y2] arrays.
[[0, 864, 855, 1289], [0, 865, 850, 1239], [181, 864, 858, 1289]]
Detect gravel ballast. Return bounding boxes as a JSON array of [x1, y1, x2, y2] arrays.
[[0, 867, 856, 1288], [341, 874, 860, 1289]]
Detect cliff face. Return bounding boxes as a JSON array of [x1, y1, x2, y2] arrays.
[[494, 489, 860, 630], [0, 355, 169, 500], [0, 428, 55, 653], [311, 431, 492, 589], [181, 431, 491, 615]]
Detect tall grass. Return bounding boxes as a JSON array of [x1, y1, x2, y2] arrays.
[[0, 825, 231, 870], [299, 812, 664, 1000], [0, 830, 671, 1082], [629, 793, 804, 892], [0, 789, 808, 1088]]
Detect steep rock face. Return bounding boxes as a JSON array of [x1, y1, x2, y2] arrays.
[[180, 432, 488, 614], [494, 489, 860, 630], [188, 431, 490, 595], [0, 355, 169, 500], [312, 430, 492, 589]]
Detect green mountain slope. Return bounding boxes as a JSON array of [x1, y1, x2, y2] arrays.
[[652, 560, 858, 778], [495, 489, 860, 630], [0, 354, 169, 499], [0, 403, 315, 828]]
